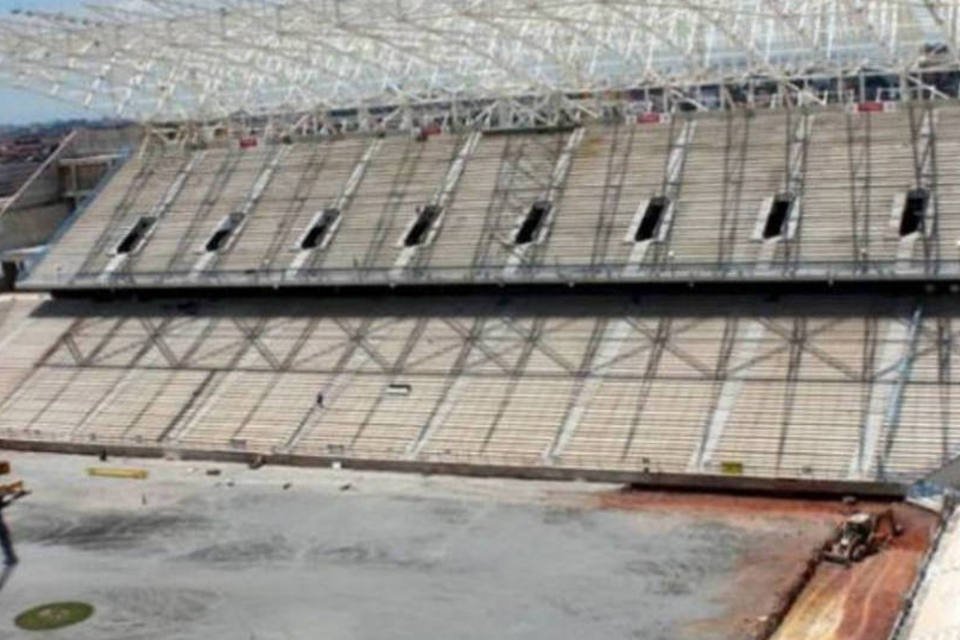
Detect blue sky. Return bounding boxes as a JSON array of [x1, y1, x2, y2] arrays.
[[0, 0, 99, 125]]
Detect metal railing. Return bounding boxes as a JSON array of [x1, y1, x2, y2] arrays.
[[26, 257, 960, 290]]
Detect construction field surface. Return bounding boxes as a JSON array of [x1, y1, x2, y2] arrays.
[[772, 501, 937, 640], [0, 452, 935, 639]]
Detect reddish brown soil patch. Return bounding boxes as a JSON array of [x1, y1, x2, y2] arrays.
[[592, 486, 889, 521], [772, 503, 937, 640], [588, 488, 938, 640]]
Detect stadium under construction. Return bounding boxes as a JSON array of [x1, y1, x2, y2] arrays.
[[1, 1, 960, 639]]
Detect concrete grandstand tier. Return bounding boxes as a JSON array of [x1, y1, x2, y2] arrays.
[[21, 103, 960, 291], [0, 291, 957, 489]]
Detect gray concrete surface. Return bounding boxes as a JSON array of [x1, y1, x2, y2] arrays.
[[0, 453, 805, 640], [0, 203, 69, 252]]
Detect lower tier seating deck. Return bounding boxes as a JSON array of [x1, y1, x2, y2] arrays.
[[21, 103, 960, 292], [0, 292, 957, 489]]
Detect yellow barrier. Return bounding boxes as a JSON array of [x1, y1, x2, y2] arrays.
[[86, 467, 148, 480], [720, 461, 744, 476]]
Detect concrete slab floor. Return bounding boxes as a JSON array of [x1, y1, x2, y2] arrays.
[[0, 452, 839, 640]]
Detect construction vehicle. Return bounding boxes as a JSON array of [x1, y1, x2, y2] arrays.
[[822, 510, 902, 565]]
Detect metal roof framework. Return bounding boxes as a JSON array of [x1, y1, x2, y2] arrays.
[[0, 0, 959, 132]]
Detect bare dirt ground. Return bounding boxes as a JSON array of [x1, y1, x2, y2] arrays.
[[595, 489, 938, 640], [772, 503, 937, 640], [0, 452, 929, 639]]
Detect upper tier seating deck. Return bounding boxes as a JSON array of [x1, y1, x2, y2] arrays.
[[22, 103, 960, 291]]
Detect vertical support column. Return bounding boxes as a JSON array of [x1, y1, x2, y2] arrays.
[[688, 317, 766, 473], [503, 127, 584, 278], [162, 146, 244, 273], [763, 111, 813, 268], [260, 141, 330, 270], [408, 317, 512, 458], [101, 150, 207, 280], [937, 318, 952, 465], [877, 305, 924, 479], [67, 164, 78, 200], [349, 317, 430, 447], [901, 104, 938, 274], [773, 318, 806, 475], [845, 108, 872, 269], [588, 124, 634, 268], [286, 138, 382, 276], [848, 305, 923, 479], [280, 317, 383, 454], [545, 317, 631, 461], [166, 318, 274, 445], [190, 145, 290, 277], [784, 113, 812, 215], [661, 119, 696, 213], [624, 118, 696, 271], [478, 318, 547, 453], [717, 112, 749, 265], [392, 130, 482, 274], [620, 317, 672, 461]]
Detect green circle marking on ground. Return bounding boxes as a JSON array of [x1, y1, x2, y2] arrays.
[[14, 602, 94, 631]]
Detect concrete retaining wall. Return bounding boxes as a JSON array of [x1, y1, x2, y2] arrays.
[[0, 437, 908, 498]]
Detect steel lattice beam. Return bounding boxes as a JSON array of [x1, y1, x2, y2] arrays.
[[0, 0, 957, 127]]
